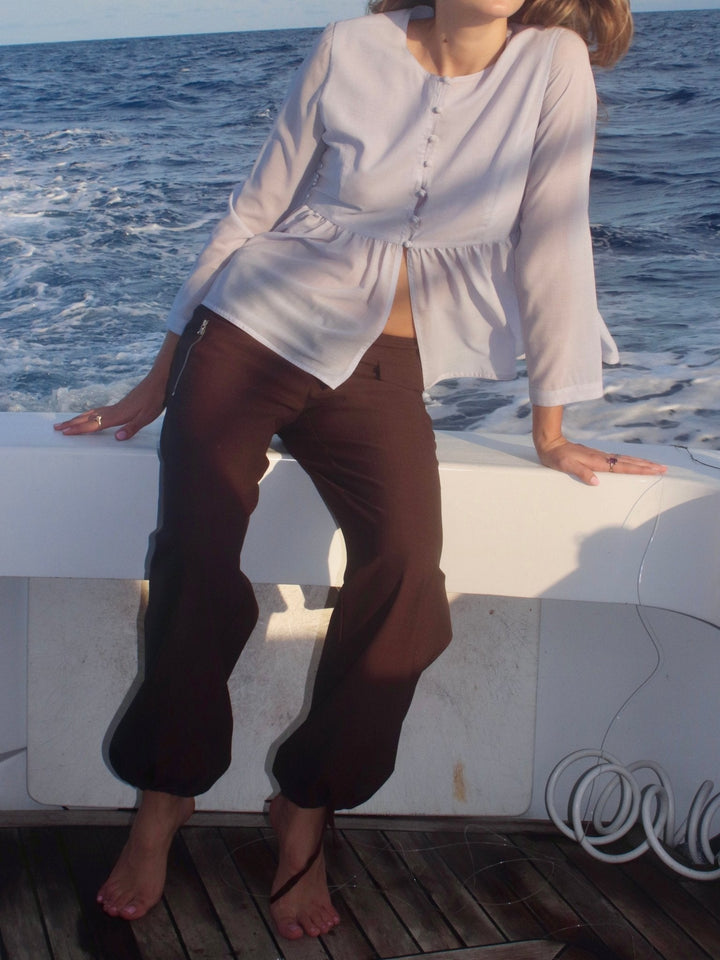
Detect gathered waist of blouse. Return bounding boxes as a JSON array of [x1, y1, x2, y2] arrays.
[[270, 202, 518, 253]]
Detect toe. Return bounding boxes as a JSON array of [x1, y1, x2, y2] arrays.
[[310, 909, 332, 934], [325, 901, 341, 924], [275, 915, 305, 940], [298, 911, 321, 937], [96, 881, 114, 905], [98, 884, 138, 920]]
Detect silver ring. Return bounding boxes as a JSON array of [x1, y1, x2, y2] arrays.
[[607, 455, 618, 472]]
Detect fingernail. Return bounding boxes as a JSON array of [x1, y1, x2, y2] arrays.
[[590, 476, 600, 486], [116, 430, 128, 441]]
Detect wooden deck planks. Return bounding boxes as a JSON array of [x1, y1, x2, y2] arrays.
[[2, 819, 720, 960], [384, 829, 518, 946], [19, 827, 97, 960], [100, 841, 192, 960], [554, 947, 606, 960], [621, 854, 720, 959], [0, 828, 52, 960], [127, 901, 190, 960], [423, 828, 549, 945], [384, 830, 506, 946], [558, 837, 715, 960], [509, 831, 661, 960], [318, 825, 420, 958], [343, 828, 462, 953], [221, 825, 331, 960], [182, 826, 281, 960], [439, 828, 609, 958], [59, 828, 144, 960], [161, 833, 237, 958], [681, 872, 720, 926], [385, 942, 566, 959]]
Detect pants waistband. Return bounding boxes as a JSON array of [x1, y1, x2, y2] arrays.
[[372, 333, 419, 350]]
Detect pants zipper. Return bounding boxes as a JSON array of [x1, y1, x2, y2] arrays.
[[170, 315, 210, 398]]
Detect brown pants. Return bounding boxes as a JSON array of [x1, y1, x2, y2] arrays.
[[109, 307, 452, 810]]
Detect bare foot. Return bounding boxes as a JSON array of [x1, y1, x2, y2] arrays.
[[268, 794, 340, 940], [97, 790, 195, 920]]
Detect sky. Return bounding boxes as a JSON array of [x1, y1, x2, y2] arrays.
[[2, 0, 719, 45]]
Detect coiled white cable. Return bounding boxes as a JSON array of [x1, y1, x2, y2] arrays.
[[546, 749, 720, 879], [545, 473, 720, 880]]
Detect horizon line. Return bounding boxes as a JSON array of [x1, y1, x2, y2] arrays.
[[3, 2, 719, 49]]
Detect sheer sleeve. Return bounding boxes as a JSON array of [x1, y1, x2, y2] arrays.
[[515, 28, 617, 407], [166, 24, 333, 333]]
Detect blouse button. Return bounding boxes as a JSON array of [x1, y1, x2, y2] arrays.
[[416, 188, 427, 198], [431, 106, 441, 114], [402, 240, 414, 249], [427, 134, 438, 144], [411, 215, 421, 226]]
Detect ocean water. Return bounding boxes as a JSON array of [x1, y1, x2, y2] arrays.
[[1, 10, 719, 448]]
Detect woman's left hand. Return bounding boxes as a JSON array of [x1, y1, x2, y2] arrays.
[[536, 437, 667, 486], [531, 404, 667, 486]]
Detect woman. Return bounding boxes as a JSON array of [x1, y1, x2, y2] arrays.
[[56, 0, 665, 940]]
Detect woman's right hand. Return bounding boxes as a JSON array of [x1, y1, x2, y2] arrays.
[[53, 375, 166, 440], [54, 331, 180, 441]]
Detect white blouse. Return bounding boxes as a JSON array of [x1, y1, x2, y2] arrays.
[[167, 7, 619, 405]]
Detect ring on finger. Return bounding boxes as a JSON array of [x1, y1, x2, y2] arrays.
[[606, 455, 619, 472], [90, 414, 103, 429]]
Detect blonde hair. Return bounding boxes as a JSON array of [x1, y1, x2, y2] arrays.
[[367, 0, 633, 67]]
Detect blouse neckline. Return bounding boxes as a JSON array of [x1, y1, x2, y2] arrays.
[[399, 6, 513, 83]]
